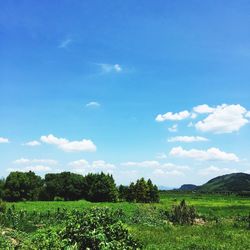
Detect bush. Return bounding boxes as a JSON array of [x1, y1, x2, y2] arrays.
[[123, 178, 160, 203], [54, 196, 65, 201], [21, 227, 72, 249], [83, 173, 118, 202], [0, 200, 6, 214], [61, 207, 142, 249], [169, 200, 196, 225]]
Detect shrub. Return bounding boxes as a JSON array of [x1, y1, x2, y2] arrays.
[[54, 196, 64, 201], [61, 207, 142, 249], [0, 200, 6, 214], [123, 178, 160, 203], [83, 173, 118, 202], [169, 200, 196, 225], [21, 227, 72, 249]]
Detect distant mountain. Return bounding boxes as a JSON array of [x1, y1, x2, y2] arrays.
[[158, 185, 176, 191], [198, 173, 250, 193], [179, 184, 198, 191]]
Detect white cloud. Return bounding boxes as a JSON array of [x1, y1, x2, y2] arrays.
[[86, 101, 100, 108], [195, 104, 249, 133], [168, 136, 208, 143], [99, 63, 122, 73], [198, 166, 238, 176], [13, 158, 58, 165], [193, 104, 215, 114], [191, 113, 198, 119], [69, 159, 115, 174], [0, 137, 9, 143], [23, 140, 41, 146], [40, 134, 96, 152], [7, 165, 52, 172], [121, 161, 161, 168], [153, 169, 184, 177], [246, 111, 250, 118], [92, 160, 116, 170], [168, 124, 178, 132], [121, 160, 189, 171], [156, 152, 167, 159], [58, 38, 72, 49], [156, 110, 190, 122], [170, 146, 239, 162]]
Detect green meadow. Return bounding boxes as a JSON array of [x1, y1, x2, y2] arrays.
[[1, 192, 250, 249]]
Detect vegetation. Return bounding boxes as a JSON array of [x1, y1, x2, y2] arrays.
[[198, 172, 250, 193], [168, 199, 196, 225], [0, 192, 250, 249], [1, 173, 250, 248], [119, 178, 159, 203], [0, 171, 159, 203]]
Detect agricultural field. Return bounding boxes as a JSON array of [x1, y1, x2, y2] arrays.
[[1, 192, 250, 249]]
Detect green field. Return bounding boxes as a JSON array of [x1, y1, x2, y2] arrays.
[[1, 192, 250, 249]]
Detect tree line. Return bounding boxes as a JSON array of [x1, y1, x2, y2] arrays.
[[0, 171, 159, 203]]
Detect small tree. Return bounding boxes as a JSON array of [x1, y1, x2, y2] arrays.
[[83, 172, 118, 202], [4, 171, 43, 201], [169, 200, 196, 225], [0, 179, 5, 200], [147, 179, 160, 203], [124, 178, 160, 203]]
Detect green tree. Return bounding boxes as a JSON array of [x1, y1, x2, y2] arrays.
[[41, 172, 84, 201], [0, 178, 5, 199], [4, 171, 43, 201], [126, 182, 136, 202], [125, 178, 160, 203], [83, 172, 118, 202], [147, 179, 160, 203], [134, 178, 149, 203], [118, 185, 129, 201]]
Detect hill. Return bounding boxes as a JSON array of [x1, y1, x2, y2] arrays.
[[179, 184, 198, 191], [198, 172, 250, 193]]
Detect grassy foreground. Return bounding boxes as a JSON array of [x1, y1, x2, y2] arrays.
[[1, 192, 250, 249]]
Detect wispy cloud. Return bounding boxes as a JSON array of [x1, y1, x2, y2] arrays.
[[23, 140, 41, 146], [0, 137, 9, 143], [86, 101, 100, 108], [58, 38, 72, 49], [198, 166, 238, 176], [98, 63, 122, 73], [156, 110, 190, 122], [168, 124, 178, 133], [40, 134, 97, 152], [7, 165, 52, 172], [170, 147, 239, 162], [168, 136, 208, 143], [13, 158, 58, 165]]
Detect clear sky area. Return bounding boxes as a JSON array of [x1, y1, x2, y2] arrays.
[[1, 1, 250, 187]]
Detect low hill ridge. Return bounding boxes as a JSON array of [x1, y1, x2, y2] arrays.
[[198, 172, 250, 192]]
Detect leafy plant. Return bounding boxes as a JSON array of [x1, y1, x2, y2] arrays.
[[169, 200, 196, 225], [0, 200, 6, 214], [61, 207, 142, 249]]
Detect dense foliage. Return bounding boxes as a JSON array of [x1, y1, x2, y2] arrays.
[[0, 172, 159, 203], [1, 193, 250, 249], [4, 171, 43, 201], [82, 173, 118, 202], [61, 208, 141, 249], [0, 206, 141, 249], [169, 200, 197, 225], [40, 172, 85, 201], [119, 178, 159, 203], [199, 173, 250, 193]]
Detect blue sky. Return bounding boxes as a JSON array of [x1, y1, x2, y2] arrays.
[[1, 1, 250, 187]]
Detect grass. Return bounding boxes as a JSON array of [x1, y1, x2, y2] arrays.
[[2, 192, 250, 249], [8, 192, 250, 217]]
